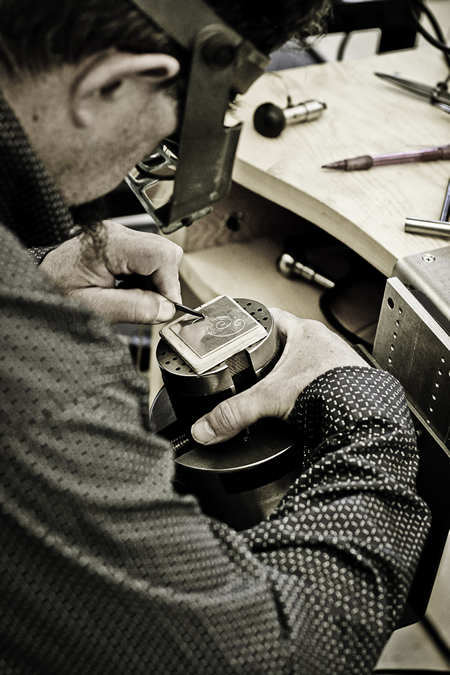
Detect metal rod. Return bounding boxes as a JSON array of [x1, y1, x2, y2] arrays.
[[440, 178, 450, 222], [405, 217, 450, 237]]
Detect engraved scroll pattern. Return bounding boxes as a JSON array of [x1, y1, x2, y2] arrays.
[[206, 314, 246, 338]]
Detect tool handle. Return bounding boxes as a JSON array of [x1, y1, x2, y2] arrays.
[[438, 144, 450, 159], [374, 145, 450, 166], [343, 155, 373, 170]]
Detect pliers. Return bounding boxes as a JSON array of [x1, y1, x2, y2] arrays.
[[375, 72, 450, 113]]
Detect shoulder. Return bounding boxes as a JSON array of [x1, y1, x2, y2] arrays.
[[0, 219, 142, 393], [0, 221, 57, 294]]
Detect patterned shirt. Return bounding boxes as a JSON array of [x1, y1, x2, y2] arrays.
[[0, 93, 430, 674]]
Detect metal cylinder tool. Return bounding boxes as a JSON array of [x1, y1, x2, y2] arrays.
[[253, 99, 326, 138]]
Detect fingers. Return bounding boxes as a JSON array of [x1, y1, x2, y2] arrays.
[[149, 266, 182, 306], [191, 308, 370, 446], [72, 287, 177, 324], [106, 221, 183, 305], [41, 221, 184, 323], [191, 381, 274, 445]]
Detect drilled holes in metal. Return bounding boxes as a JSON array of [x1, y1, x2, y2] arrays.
[[158, 346, 194, 375], [239, 299, 270, 328]]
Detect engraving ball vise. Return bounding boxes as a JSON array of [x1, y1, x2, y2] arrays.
[[151, 297, 303, 530]]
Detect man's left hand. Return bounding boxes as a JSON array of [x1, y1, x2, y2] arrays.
[[40, 220, 183, 324], [191, 308, 370, 445]]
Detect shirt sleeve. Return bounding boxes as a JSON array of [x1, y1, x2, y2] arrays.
[[239, 365, 431, 673], [28, 245, 57, 265], [0, 235, 431, 675]]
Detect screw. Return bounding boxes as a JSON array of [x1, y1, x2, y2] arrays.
[[202, 35, 237, 68]]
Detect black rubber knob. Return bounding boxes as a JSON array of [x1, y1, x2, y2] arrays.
[[253, 103, 286, 138]]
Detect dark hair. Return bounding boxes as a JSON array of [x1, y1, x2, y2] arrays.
[[0, 0, 330, 77], [208, 0, 330, 54]]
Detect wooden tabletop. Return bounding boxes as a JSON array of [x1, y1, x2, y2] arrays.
[[232, 46, 450, 276]]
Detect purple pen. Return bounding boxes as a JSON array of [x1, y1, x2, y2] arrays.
[[322, 144, 450, 171]]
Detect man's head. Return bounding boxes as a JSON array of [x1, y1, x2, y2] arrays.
[[0, 0, 329, 207]]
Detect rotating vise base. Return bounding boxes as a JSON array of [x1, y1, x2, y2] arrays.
[[151, 298, 303, 530]]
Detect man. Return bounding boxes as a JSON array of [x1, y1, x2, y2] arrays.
[[0, 1, 430, 673]]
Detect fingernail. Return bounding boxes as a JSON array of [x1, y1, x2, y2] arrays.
[[191, 419, 216, 444], [156, 300, 175, 323]]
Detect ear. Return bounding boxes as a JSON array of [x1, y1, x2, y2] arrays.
[[71, 51, 180, 128]]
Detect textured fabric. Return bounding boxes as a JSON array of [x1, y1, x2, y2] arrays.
[[0, 96, 73, 248], [28, 247, 57, 266], [0, 92, 431, 674]]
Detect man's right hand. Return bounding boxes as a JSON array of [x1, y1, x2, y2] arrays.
[[191, 308, 371, 445], [40, 220, 183, 324]]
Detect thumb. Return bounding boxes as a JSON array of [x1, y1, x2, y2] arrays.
[[72, 287, 176, 324], [191, 384, 272, 445]]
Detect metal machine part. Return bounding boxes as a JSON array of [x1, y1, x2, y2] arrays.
[[371, 267, 450, 626], [253, 99, 326, 138], [278, 251, 335, 288], [373, 275, 450, 449], [393, 245, 450, 334], [126, 0, 269, 233], [276, 231, 353, 289], [152, 298, 304, 530], [404, 178, 450, 236], [173, 415, 301, 530], [378, 245, 450, 448]]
